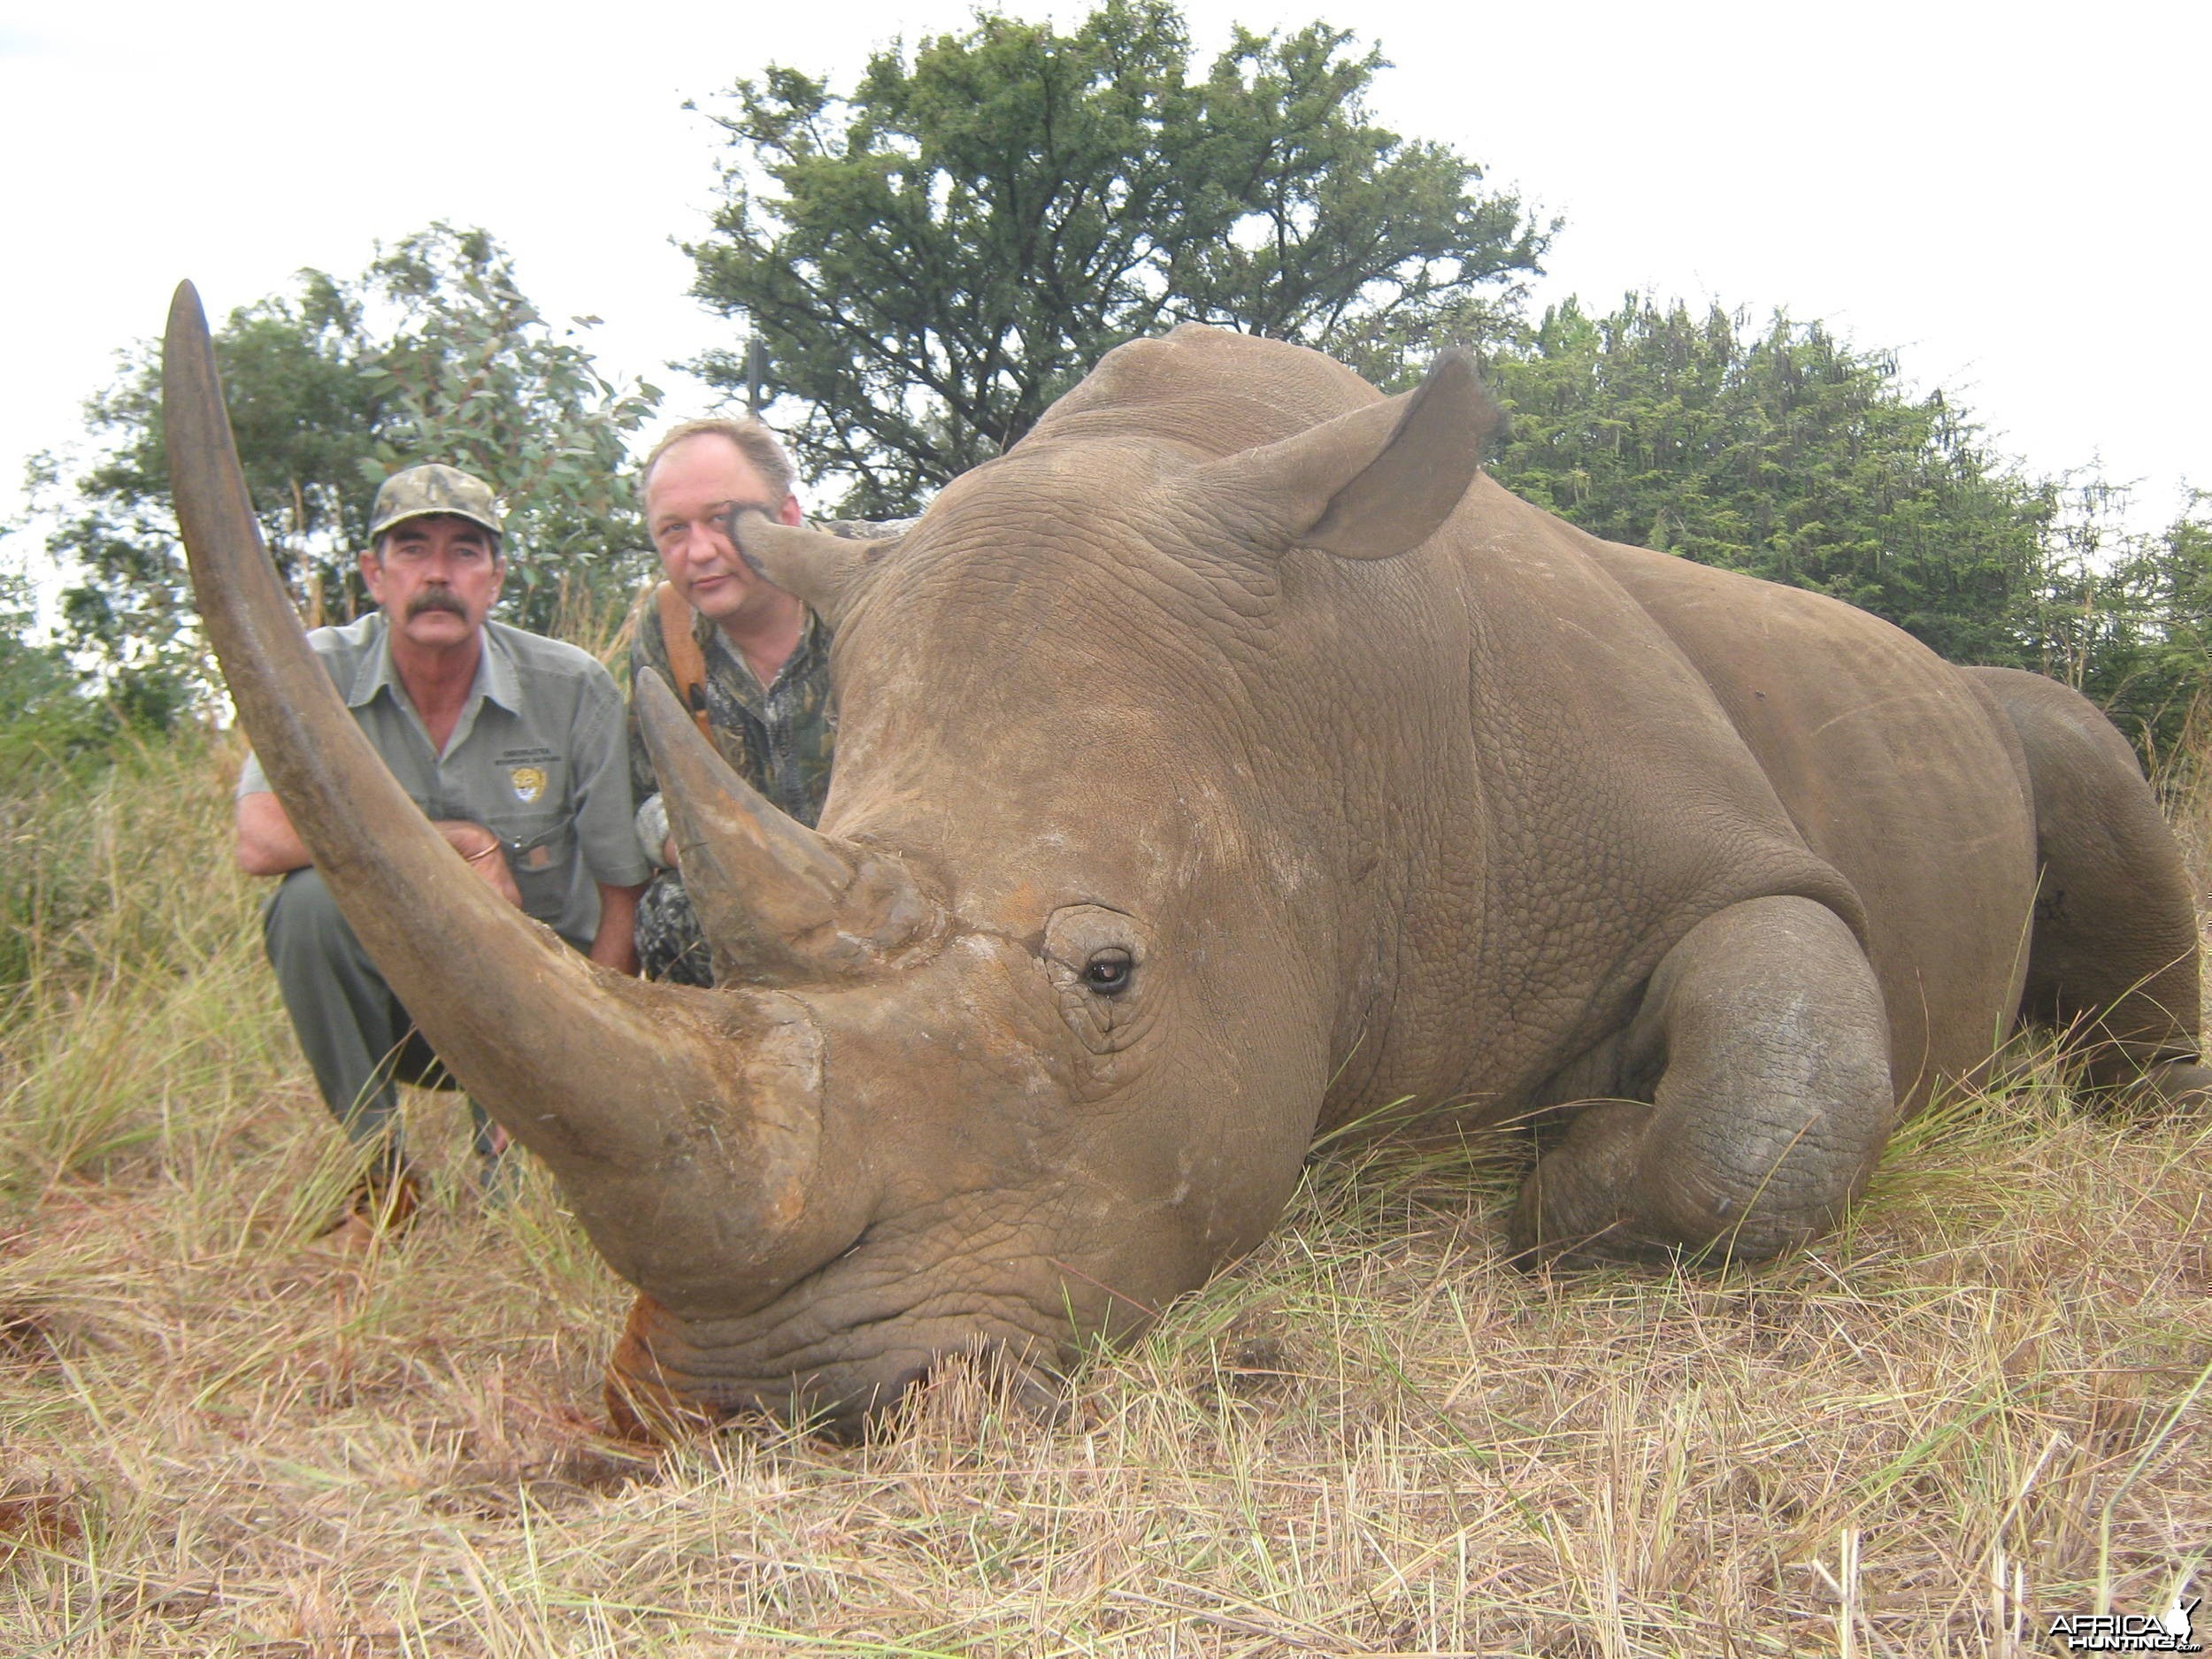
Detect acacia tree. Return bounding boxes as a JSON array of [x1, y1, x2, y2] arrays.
[[35, 226, 660, 720], [688, 0, 1548, 515]]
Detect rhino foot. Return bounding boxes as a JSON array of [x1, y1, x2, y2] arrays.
[[2101, 1056, 2212, 1114], [1509, 896, 1898, 1271], [1507, 1100, 1672, 1267]]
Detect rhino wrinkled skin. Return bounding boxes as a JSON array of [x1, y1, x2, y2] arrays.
[[164, 288, 2208, 1433]]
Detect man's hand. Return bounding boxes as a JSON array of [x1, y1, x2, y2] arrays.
[[437, 822, 522, 908], [238, 795, 525, 910]]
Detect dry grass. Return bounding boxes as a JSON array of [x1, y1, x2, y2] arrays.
[[2, 733, 2207, 1655]]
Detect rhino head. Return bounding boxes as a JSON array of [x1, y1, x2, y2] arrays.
[[165, 285, 1497, 1431]]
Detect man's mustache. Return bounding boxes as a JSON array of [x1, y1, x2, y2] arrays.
[[406, 588, 470, 621]]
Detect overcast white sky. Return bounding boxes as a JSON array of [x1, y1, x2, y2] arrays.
[[3, 0, 2204, 585]]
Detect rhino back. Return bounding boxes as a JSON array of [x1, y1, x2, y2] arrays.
[[1571, 530, 2037, 1107]]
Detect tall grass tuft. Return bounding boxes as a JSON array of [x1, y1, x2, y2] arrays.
[[0, 726, 288, 1201], [0, 719, 2206, 1654], [2152, 693, 2212, 902]]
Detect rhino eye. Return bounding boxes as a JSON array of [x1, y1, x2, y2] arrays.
[[1083, 949, 1133, 995]]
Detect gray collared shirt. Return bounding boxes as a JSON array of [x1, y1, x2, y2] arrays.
[[239, 612, 649, 947]]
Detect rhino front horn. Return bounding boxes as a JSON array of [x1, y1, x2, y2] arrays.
[[163, 281, 869, 1313], [636, 669, 943, 983]]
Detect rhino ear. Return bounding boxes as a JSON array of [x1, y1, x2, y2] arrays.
[[728, 513, 902, 627], [1196, 349, 1499, 561]]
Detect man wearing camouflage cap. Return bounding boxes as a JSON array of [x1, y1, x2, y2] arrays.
[[235, 463, 649, 1238]]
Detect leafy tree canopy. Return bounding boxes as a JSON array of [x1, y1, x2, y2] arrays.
[[31, 225, 661, 720], [1482, 297, 2060, 670], [2030, 487, 2212, 760], [688, 0, 1549, 516], [0, 564, 111, 783], [1475, 298, 2212, 760]]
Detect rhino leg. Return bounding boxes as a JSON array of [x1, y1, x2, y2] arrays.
[[1961, 667, 2209, 1108], [1510, 896, 1897, 1268]]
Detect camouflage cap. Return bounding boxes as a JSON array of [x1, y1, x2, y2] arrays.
[[368, 464, 503, 543]]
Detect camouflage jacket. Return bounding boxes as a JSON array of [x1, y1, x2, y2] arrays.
[[624, 518, 908, 863]]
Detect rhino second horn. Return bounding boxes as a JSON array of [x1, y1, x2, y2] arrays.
[[729, 511, 887, 629], [636, 669, 942, 983]]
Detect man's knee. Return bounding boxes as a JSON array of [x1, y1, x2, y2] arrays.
[[264, 867, 376, 981]]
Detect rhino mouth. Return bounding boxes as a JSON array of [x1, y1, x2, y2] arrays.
[[607, 1268, 1075, 1437]]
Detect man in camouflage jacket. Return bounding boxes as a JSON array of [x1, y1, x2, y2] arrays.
[[626, 417, 903, 984]]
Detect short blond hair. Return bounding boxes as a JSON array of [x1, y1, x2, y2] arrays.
[[638, 419, 796, 510]]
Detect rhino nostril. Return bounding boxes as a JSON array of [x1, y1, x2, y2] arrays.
[[974, 1341, 1071, 1425], [1005, 1363, 1071, 1427], [867, 1343, 1070, 1432], [887, 1359, 934, 1397]]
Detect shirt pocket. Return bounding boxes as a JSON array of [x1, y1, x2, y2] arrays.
[[486, 809, 575, 924]]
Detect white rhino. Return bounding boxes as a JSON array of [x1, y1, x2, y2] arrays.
[[164, 286, 2207, 1432]]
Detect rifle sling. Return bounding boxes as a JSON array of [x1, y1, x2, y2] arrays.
[[653, 580, 715, 744]]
